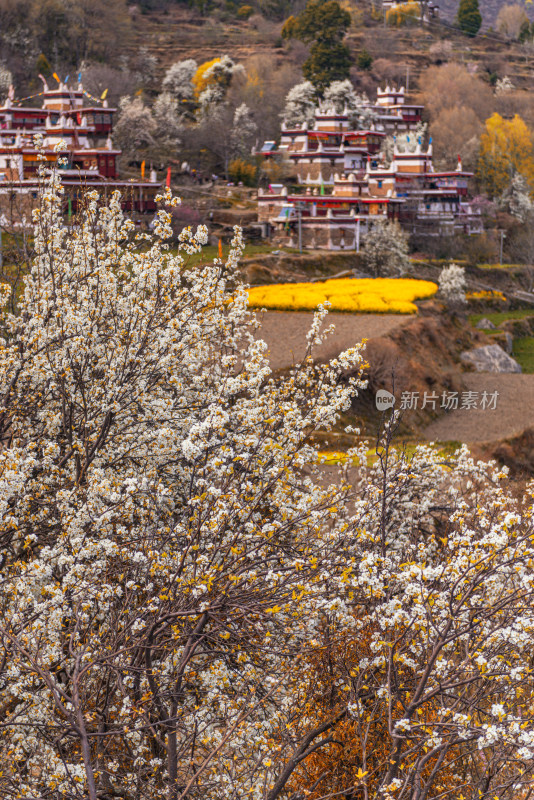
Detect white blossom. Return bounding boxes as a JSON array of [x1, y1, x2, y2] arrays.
[[361, 218, 410, 277], [501, 172, 533, 222], [496, 75, 515, 94], [323, 80, 377, 128], [439, 262, 467, 306], [282, 81, 317, 128], [162, 58, 197, 100], [231, 103, 257, 157], [0, 62, 12, 98]]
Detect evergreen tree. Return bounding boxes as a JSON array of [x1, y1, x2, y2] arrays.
[[456, 0, 482, 37], [302, 41, 352, 91], [282, 0, 351, 91]]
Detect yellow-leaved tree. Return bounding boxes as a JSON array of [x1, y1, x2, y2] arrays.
[[386, 1, 420, 25], [192, 54, 241, 102], [476, 112, 534, 198], [192, 56, 221, 97]]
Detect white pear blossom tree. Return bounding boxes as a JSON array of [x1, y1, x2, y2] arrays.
[[361, 218, 411, 277], [282, 80, 317, 128], [323, 80, 377, 129], [495, 75, 515, 94], [288, 425, 534, 800], [0, 62, 12, 98], [501, 172, 533, 222], [439, 262, 467, 306], [113, 95, 157, 163], [162, 58, 198, 102], [1, 147, 534, 800], [231, 102, 258, 158], [197, 55, 244, 113], [153, 91, 184, 155], [0, 149, 366, 800]]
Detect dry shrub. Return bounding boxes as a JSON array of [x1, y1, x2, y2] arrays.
[[492, 428, 534, 476], [429, 105, 482, 170], [371, 58, 406, 85], [418, 63, 492, 124], [428, 39, 453, 63], [464, 232, 499, 266], [363, 337, 409, 396], [496, 89, 534, 128], [496, 3, 529, 40]]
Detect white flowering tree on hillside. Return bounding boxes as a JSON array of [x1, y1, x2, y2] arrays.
[[323, 79, 377, 129], [361, 218, 411, 277], [197, 54, 244, 113], [282, 80, 317, 128], [495, 75, 515, 94], [0, 150, 366, 799], [0, 61, 12, 98], [231, 102, 258, 158], [1, 149, 534, 800], [501, 172, 533, 222], [162, 58, 197, 102], [153, 91, 184, 155], [113, 95, 156, 162], [439, 261, 467, 306]]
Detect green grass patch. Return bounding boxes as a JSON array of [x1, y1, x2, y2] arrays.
[[469, 309, 534, 328], [513, 337, 534, 373]]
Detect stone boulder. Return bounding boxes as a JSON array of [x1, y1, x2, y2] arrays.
[[476, 317, 496, 330], [460, 344, 522, 373]]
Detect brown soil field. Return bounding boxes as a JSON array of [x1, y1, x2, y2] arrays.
[[254, 310, 410, 371], [255, 309, 534, 448]]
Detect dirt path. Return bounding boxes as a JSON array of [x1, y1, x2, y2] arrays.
[[254, 311, 410, 371], [424, 374, 534, 443]]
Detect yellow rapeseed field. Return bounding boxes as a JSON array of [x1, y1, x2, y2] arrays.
[[247, 278, 438, 315], [466, 290, 506, 302]]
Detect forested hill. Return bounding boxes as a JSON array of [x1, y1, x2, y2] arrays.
[[1, 0, 534, 107]]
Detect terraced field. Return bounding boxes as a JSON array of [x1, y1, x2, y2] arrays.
[[128, 5, 534, 91]]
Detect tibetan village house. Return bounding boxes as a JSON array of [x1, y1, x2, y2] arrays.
[[257, 87, 482, 251], [0, 79, 160, 223], [270, 85, 424, 190]]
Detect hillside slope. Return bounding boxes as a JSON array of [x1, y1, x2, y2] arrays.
[[130, 5, 534, 92], [438, 0, 534, 27]]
